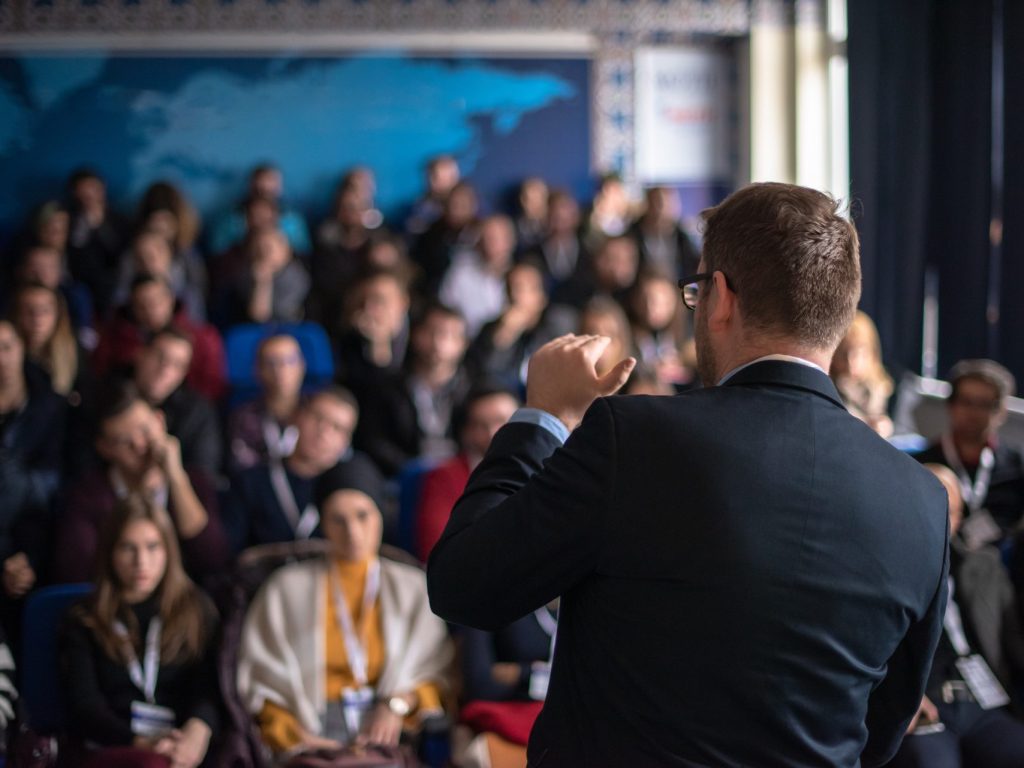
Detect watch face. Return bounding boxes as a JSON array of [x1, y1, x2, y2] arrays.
[[389, 696, 411, 716]]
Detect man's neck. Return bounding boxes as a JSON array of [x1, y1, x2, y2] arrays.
[[414, 363, 457, 390], [286, 451, 329, 478], [265, 392, 299, 422], [952, 434, 991, 466], [715, 343, 831, 384]]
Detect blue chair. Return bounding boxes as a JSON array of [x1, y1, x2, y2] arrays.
[[395, 457, 443, 556], [224, 322, 335, 406], [21, 583, 93, 734]]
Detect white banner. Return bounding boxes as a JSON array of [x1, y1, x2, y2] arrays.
[[634, 47, 731, 183]]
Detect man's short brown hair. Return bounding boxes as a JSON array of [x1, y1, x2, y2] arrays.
[[701, 182, 861, 349]]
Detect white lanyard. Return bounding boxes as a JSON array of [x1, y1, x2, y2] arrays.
[[942, 578, 972, 657], [114, 617, 162, 704], [941, 433, 995, 514], [268, 460, 320, 539], [261, 417, 298, 461], [329, 559, 382, 688], [534, 605, 558, 663]]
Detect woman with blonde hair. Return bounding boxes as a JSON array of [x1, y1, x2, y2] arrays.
[[830, 310, 894, 437], [11, 282, 84, 400], [60, 496, 220, 768]]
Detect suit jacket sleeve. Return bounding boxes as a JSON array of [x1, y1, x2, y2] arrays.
[[861, 522, 950, 767], [428, 398, 615, 630]]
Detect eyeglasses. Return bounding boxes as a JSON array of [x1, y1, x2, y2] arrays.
[[678, 272, 735, 310]]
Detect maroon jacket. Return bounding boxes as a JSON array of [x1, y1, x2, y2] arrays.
[[53, 467, 229, 584], [93, 304, 227, 402]]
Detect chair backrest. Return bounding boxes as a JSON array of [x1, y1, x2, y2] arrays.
[[395, 457, 443, 556], [21, 583, 94, 734], [224, 323, 335, 406]]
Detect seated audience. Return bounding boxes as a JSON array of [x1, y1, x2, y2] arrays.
[[113, 228, 207, 323], [237, 461, 452, 757], [227, 333, 306, 474], [439, 214, 514, 338], [830, 310, 894, 437], [551, 234, 638, 310], [577, 296, 635, 378], [94, 273, 226, 403], [335, 268, 411, 400], [132, 328, 222, 472], [209, 163, 311, 257], [11, 281, 92, 405], [355, 302, 472, 477], [60, 496, 220, 768], [0, 320, 66, 600], [915, 359, 1024, 545], [414, 385, 518, 562], [65, 169, 129, 316], [513, 177, 548, 254], [54, 381, 227, 584], [218, 228, 310, 327], [628, 269, 691, 389], [467, 261, 574, 393], [412, 181, 479, 297], [891, 464, 1024, 768], [13, 244, 95, 340], [531, 189, 585, 288], [580, 173, 630, 253], [225, 387, 360, 553], [405, 154, 460, 238], [628, 186, 700, 278]]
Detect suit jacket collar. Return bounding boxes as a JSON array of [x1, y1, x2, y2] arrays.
[[720, 359, 846, 409]]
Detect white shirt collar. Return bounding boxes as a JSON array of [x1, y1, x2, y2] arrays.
[[717, 354, 827, 386]]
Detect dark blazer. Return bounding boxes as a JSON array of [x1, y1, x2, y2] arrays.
[[428, 360, 950, 768]]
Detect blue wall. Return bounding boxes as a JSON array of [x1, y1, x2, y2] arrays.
[[0, 52, 592, 246]]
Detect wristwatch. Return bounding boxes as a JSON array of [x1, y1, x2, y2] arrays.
[[387, 695, 412, 717]]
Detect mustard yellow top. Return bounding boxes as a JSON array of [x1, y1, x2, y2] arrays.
[[258, 558, 443, 752]]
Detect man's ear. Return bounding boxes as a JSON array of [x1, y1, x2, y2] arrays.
[[707, 270, 736, 332]]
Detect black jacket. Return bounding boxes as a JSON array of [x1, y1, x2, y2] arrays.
[[429, 360, 949, 768]]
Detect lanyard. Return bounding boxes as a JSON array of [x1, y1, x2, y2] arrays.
[[943, 578, 972, 657], [329, 559, 381, 688], [533, 605, 559, 664], [110, 469, 168, 512], [268, 460, 320, 539], [261, 417, 298, 461], [941, 433, 994, 514], [114, 617, 162, 704]]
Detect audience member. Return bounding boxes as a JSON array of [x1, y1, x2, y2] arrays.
[[439, 214, 514, 337], [226, 333, 306, 474], [513, 177, 548, 254], [60, 496, 220, 768], [219, 228, 310, 326], [65, 170, 129, 316], [581, 173, 630, 253], [915, 359, 1024, 545], [225, 387, 360, 553], [93, 273, 227, 403], [113, 228, 207, 322], [577, 296, 635, 378], [209, 163, 311, 257], [551, 235, 638, 310], [132, 328, 223, 472], [335, 268, 411, 399], [628, 269, 691, 389], [312, 182, 381, 308], [355, 302, 471, 476], [890, 464, 1024, 768], [830, 311, 894, 437], [628, 186, 700, 278], [412, 181, 479, 296], [13, 244, 95, 340], [414, 385, 518, 562], [0, 320, 66, 600], [406, 154, 460, 238], [54, 381, 227, 584], [467, 261, 573, 393], [237, 460, 452, 756], [531, 189, 586, 288]]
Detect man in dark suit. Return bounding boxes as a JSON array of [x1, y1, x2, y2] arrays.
[[428, 183, 950, 768]]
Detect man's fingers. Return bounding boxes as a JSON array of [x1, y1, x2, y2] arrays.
[[597, 357, 637, 396], [565, 334, 600, 350]]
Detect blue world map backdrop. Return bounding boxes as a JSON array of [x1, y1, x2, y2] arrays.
[[0, 52, 591, 243]]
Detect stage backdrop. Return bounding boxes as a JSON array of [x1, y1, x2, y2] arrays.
[[0, 52, 591, 242]]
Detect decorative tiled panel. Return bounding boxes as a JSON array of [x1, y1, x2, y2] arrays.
[[1, 0, 750, 35]]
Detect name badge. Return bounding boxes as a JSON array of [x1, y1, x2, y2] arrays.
[[959, 510, 1002, 551], [341, 686, 375, 739], [130, 700, 176, 738], [529, 662, 550, 701], [956, 654, 1011, 710]]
